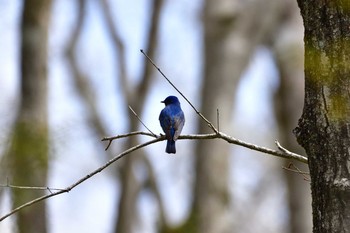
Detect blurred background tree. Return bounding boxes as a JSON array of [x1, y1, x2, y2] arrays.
[[0, 0, 310, 233], [2, 1, 52, 233]]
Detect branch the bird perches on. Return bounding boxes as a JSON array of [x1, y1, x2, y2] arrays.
[[0, 50, 307, 222]]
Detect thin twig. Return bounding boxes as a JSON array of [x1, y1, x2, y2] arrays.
[[283, 162, 310, 181], [217, 109, 220, 131], [274, 140, 305, 162], [282, 166, 309, 175], [129, 106, 157, 137], [140, 49, 218, 133], [275, 140, 290, 154], [104, 140, 113, 151], [0, 184, 64, 192], [101, 131, 156, 141], [101, 131, 157, 150]]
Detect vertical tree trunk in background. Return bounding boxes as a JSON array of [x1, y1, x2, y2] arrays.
[[295, 1, 350, 232], [113, 0, 164, 232], [193, 1, 238, 233], [272, 1, 312, 232], [190, 0, 286, 232], [8, 0, 52, 232], [274, 49, 312, 233]]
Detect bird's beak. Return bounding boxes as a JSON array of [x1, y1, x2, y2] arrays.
[[161, 100, 164, 103]]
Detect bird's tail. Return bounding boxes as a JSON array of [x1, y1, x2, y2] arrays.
[[166, 140, 176, 154]]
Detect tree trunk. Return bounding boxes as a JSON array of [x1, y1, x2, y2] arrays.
[[113, 0, 164, 231], [274, 40, 312, 233], [8, 0, 52, 232], [190, 0, 287, 233], [295, 1, 350, 232]]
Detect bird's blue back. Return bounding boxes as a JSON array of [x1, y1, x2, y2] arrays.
[[159, 104, 184, 139], [159, 96, 185, 153]]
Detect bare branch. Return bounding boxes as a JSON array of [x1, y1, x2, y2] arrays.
[[218, 132, 307, 163], [103, 132, 308, 163], [1, 130, 308, 221], [101, 131, 157, 141], [101, 131, 157, 150], [128, 106, 157, 137], [0, 137, 162, 222]]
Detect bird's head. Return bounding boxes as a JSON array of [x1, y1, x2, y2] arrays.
[[161, 96, 180, 106]]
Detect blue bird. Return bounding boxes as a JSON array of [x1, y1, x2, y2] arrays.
[[159, 96, 185, 154]]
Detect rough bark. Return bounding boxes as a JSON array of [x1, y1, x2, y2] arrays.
[[8, 0, 52, 232], [295, 1, 350, 232]]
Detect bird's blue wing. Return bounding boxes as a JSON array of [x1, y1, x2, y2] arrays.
[[173, 110, 185, 140], [159, 105, 185, 141], [159, 108, 175, 140]]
